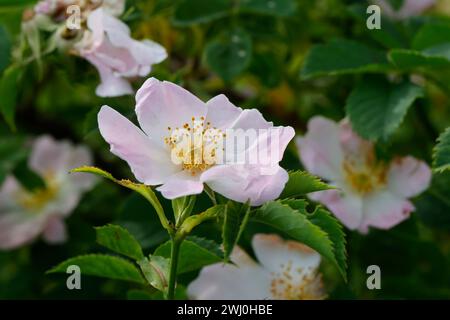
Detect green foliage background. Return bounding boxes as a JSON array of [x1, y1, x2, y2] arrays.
[[0, 0, 450, 299]]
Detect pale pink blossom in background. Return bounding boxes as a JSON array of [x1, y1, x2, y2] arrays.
[[188, 234, 325, 300], [373, 0, 436, 19], [34, 0, 125, 18], [77, 8, 167, 97], [296, 117, 431, 233], [24, 0, 166, 97], [0, 136, 96, 250], [98, 78, 294, 205]]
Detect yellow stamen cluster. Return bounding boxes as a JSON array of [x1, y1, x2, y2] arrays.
[[164, 116, 224, 176], [16, 181, 58, 212], [270, 260, 326, 300], [343, 148, 387, 195]]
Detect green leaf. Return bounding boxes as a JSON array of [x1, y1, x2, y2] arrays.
[[238, 0, 296, 17], [172, 195, 196, 226], [300, 39, 390, 79], [415, 172, 450, 231], [412, 23, 450, 51], [307, 207, 347, 280], [70, 166, 168, 230], [0, 26, 11, 74], [346, 77, 424, 141], [281, 170, 333, 198], [0, 66, 21, 131], [154, 236, 222, 274], [251, 200, 347, 280], [389, 49, 450, 70], [126, 289, 154, 300], [95, 224, 144, 261], [0, 136, 27, 185], [433, 127, 450, 173], [222, 201, 251, 260], [249, 52, 282, 88], [70, 166, 158, 207], [178, 204, 225, 236], [204, 28, 252, 81], [47, 254, 145, 284], [0, 0, 37, 6], [391, 24, 450, 70], [137, 255, 170, 292], [172, 0, 231, 26], [348, 3, 408, 49]]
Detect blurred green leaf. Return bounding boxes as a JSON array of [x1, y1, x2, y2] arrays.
[[0, 66, 21, 131], [238, 0, 296, 17], [280, 170, 333, 199], [412, 23, 450, 51], [348, 3, 408, 49], [0, 26, 10, 74], [249, 52, 282, 87], [204, 28, 252, 81], [416, 172, 450, 231], [434, 127, 450, 173], [239, 14, 279, 38], [0, 0, 36, 6], [301, 39, 390, 79], [251, 200, 347, 280], [95, 224, 144, 261], [172, 0, 231, 26], [346, 77, 424, 141], [137, 255, 169, 292], [154, 236, 222, 274], [48, 254, 146, 284], [222, 201, 250, 261], [0, 136, 27, 184], [389, 48, 450, 69], [126, 289, 153, 300]]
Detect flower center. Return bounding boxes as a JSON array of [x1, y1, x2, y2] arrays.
[[270, 260, 326, 300], [164, 116, 225, 176], [343, 149, 387, 194], [16, 180, 58, 212]]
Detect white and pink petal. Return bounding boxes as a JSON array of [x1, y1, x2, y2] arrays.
[[296, 116, 344, 181], [359, 190, 414, 233], [135, 78, 207, 145], [387, 156, 431, 198], [98, 105, 178, 185]]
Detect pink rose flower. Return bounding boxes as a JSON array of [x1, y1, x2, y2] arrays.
[[27, 1, 166, 97], [98, 78, 295, 205], [188, 234, 325, 300], [77, 8, 167, 97], [0, 136, 96, 250], [296, 117, 431, 233]]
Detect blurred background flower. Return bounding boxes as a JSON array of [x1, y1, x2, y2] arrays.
[[0, 0, 449, 299]]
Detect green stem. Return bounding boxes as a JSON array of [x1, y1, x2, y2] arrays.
[[167, 236, 182, 300], [204, 185, 217, 205]]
